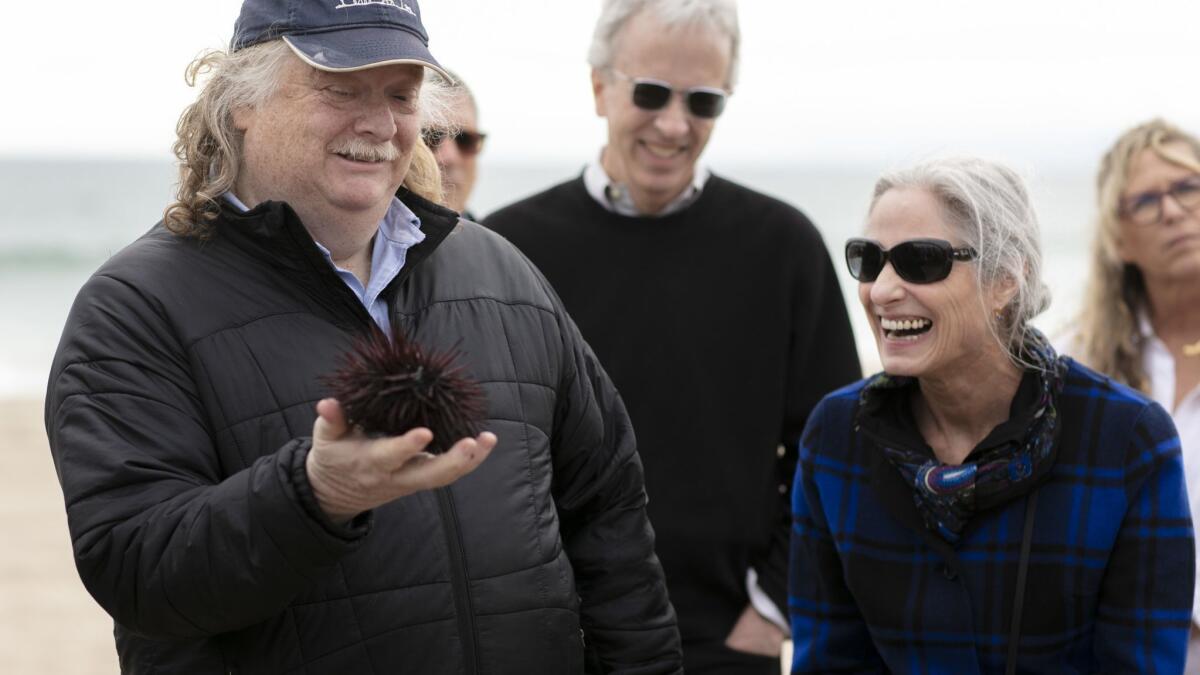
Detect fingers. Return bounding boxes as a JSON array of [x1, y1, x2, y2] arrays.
[[391, 431, 497, 491], [309, 411, 498, 510], [313, 398, 349, 441], [367, 427, 435, 470]]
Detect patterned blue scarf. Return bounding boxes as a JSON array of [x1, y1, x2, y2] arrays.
[[864, 329, 1067, 543]]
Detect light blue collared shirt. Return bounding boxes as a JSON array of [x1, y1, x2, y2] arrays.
[[223, 193, 425, 338]]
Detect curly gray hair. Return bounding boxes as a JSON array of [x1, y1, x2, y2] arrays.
[[163, 41, 454, 237]]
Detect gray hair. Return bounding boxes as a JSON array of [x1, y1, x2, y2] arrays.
[[430, 68, 478, 119], [164, 41, 453, 236], [587, 0, 740, 88], [869, 157, 1051, 367]]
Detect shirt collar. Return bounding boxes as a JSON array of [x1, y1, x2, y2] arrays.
[[223, 192, 252, 212], [1136, 311, 1178, 411], [856, 369, 1043, 457], [583, 148, 709, 217], [221, 191, 426, 288], [1137, 312, 1155, 339], [221, 192, 424, 246]]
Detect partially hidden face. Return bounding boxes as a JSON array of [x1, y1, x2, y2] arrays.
[[859, 188, 1011, 379], [234, 54, 424, 226], [592, 10, 731, 214], [432, 94, 480, 214], [1116, 142, 1200, 286]]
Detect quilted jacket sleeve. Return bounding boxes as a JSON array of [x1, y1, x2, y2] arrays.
[[1092, 402, 1194, 674], [45, 273, 366, 639], [537, 275, 684, 674]]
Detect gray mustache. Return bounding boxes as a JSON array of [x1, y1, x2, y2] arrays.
[[329, 138, 400, 162]]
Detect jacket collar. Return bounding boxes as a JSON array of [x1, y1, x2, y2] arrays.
[[387, 189, 459, 293], [856, 371, 1041, 459], [213, 188, 460, 283]]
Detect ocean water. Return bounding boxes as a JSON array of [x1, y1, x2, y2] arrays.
[[0, 159, 1094, 397]]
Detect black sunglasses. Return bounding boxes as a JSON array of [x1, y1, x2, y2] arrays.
[[1120, 174, 1200, 226], [845, 238, 978, 284], [611, 69, 728, 119], [422, 128, 487, 156]]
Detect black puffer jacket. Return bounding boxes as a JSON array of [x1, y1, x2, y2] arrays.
[[45, 193, 682, 674]]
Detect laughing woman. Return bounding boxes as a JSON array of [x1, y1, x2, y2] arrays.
[[788, 157, 1194, 674]]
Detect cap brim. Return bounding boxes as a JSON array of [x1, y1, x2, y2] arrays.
[[282, 28, 449, 80]]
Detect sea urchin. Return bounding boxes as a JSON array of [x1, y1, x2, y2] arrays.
[[322, 326, 486, 454]]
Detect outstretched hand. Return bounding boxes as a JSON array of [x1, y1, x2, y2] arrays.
[[305, 398, 497, 523]]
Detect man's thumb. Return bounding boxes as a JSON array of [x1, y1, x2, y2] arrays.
[[313, 398, 349, 441]]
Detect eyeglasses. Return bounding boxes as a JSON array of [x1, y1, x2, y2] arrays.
[[422, 128, 487, 157], [845, 238, 978, 284], [1120, 174, 1200, 225], [610, 69, 728, 119]]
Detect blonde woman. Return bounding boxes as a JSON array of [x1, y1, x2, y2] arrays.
[[1067, 118, 1200, 671]]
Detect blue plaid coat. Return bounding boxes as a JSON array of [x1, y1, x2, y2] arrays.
[[789, 358, 1194, 674]]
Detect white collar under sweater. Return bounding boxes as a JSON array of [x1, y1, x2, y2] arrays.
[[583, 149, 709, 217]]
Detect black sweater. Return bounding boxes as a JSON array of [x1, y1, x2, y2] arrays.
[[485, 175, 860, 665]]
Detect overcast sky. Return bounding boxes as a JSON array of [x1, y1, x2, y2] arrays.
[[5, 1, 1199, 170]]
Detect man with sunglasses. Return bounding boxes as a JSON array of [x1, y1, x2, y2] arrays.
[[485, 1, 860, 671], [424, 70, 486, 220]]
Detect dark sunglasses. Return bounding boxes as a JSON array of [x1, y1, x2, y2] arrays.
[[1120, 174, 1200, 226], [422, 128, 487, 156], [845, 238, 978, 284], [611, 69, 728, 119]]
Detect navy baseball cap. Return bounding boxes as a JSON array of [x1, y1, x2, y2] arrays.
[[232, 0, 449, 79]]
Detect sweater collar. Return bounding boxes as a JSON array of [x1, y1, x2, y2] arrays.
[[582, 149, 710, 217]]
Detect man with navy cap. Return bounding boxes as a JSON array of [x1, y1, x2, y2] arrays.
[[44, 1, 681, 672]]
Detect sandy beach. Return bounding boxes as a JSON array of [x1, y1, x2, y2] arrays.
[[0, 397, 117, 674]]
